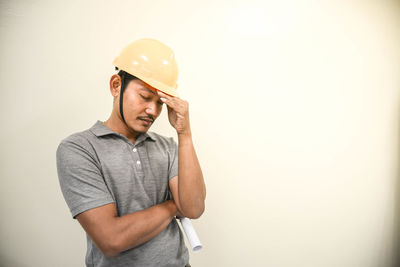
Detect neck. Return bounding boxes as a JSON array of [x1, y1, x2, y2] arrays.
[[104, 111, 140, 144]]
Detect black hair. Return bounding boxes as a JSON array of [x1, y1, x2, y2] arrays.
[[115, 67, 139, 84], [115, 67, 139, 124]]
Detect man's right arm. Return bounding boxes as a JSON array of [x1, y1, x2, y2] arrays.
[[76, 200, 177, 258], [57, 140, 178, 257]]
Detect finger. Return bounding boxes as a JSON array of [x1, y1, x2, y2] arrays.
[[166, 104, 174, 114], [157, 91, 176, 108], [160, 97, 179, 110], [157, 90, 175, 100], [157, 90, 187, 106], [157, 91, 186, 109]]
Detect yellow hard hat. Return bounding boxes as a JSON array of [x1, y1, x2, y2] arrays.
[[113, 38, 179, 97]]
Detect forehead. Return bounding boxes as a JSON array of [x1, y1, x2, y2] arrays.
[[130, 79, 157, 95]]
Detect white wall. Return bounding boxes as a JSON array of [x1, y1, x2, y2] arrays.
[[1, 0, 399, 266]]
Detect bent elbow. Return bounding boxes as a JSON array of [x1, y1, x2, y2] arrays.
[[103, 247, 120, 258], [182, 204, 205, 219], [103, 250, 118, 258], [99, 236, 121, 258], [186, 211, 203, 219]]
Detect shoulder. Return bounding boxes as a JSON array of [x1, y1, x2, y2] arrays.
[[147, 131, 177, 151], [56, 128, 97, 159]]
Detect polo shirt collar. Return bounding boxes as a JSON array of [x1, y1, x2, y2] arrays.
[[90, 120, 156, 142]]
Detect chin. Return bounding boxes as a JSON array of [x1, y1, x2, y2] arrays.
[[138, 127, 150, 133], [128, 122, 151, 133]]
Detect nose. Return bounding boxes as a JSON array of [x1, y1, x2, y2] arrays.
[[145, 102, 159, 117]]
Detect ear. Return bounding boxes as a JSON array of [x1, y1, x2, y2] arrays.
[[109, 74, 121, 98]]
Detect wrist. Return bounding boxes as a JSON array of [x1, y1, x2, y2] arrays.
[[177, 126, 192, 138], [178, 131, 192, 144], [166, 200, 178, 217]]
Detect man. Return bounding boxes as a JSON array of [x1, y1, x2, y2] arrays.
[[56, 39, 206, 267]]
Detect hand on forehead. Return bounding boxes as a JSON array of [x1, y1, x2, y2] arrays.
[[141, 83, 170, 96]]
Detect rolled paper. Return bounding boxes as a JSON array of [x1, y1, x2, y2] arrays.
[[178, 217, 203, 252]]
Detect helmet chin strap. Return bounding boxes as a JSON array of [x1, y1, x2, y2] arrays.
[[119, 72, 128, 126]]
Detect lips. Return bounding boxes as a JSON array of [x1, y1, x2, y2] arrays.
[[139, 118, 153, 126], [139, 118, 153, 123]]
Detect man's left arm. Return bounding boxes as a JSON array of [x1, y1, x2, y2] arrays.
[[158, 91, 206, 219]]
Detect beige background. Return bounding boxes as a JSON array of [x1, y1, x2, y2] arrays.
[[1, 0, 399, 266]]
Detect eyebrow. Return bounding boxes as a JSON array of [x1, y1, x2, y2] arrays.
[[140, 87, 157, 96]]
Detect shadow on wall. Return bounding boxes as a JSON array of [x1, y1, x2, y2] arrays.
[[394, 97, 400, 267], [390, 1, 400, 266], [0, 253, 30, 267]]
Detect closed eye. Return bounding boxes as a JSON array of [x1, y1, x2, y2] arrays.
[[140, 94, 151, 100], [141, 94, 163, 106]]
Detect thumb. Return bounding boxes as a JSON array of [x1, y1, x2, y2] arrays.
[[167, 105, 174, 115]]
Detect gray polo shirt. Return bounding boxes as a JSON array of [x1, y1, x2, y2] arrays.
[[56, 120, 189, 267]]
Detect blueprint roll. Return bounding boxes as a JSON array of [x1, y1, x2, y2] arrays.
[[178, 217, 202, 252]]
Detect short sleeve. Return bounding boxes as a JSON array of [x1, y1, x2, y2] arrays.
[[168, 138, 178, 181], [56, 140, 115, 219]]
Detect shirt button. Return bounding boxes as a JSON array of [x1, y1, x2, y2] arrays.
[[132, 148, 137, 152], [136, 160, 141, 165]]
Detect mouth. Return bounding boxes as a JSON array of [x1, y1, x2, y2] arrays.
[[138, 118, 153, 126]]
